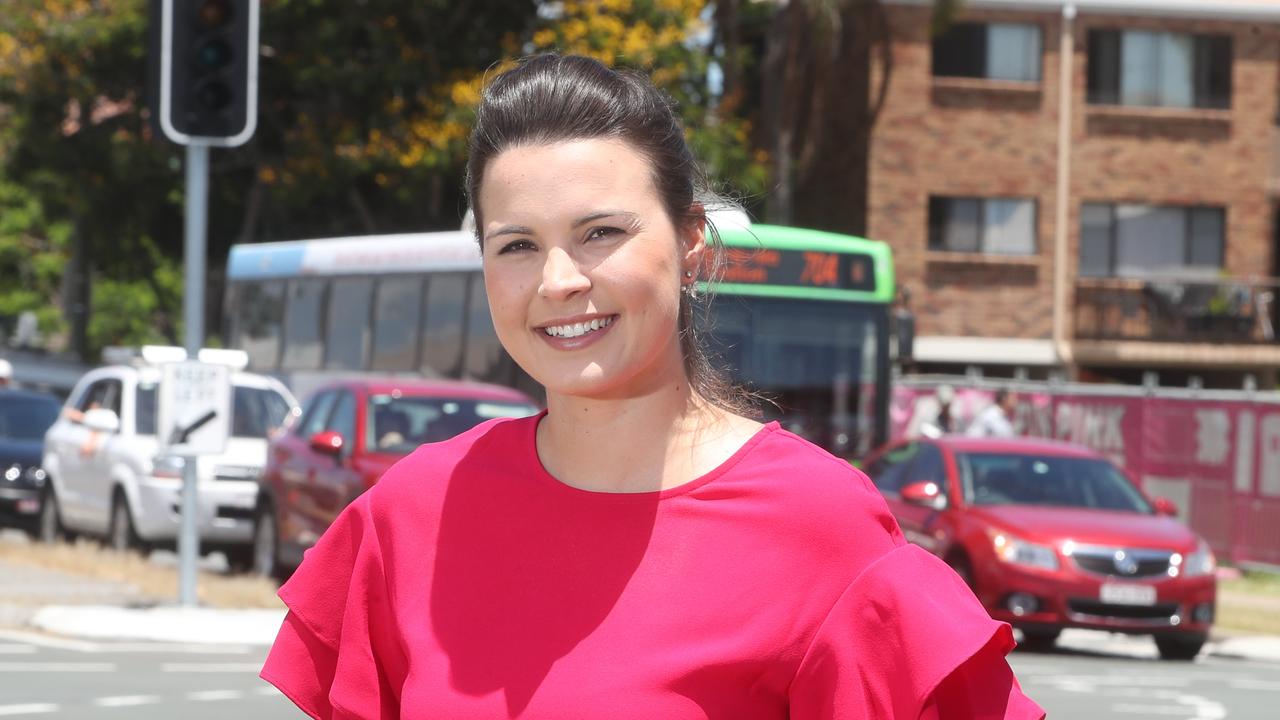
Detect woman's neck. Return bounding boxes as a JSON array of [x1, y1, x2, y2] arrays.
[[537, 379, 749, 494]]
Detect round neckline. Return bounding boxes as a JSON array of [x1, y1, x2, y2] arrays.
[[523, 410, 779, 501]]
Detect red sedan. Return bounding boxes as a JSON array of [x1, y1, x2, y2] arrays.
[[862, 436, 1216, 661], [252, 378, 538, 578]]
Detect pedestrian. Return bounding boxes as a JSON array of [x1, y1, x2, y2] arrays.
[[967, 388, 1019, 438], [261, 54, 1044, 720], [0, 358, 12, 388], [905, 383, 955, 439]]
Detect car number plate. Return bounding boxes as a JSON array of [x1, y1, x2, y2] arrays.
[[1100, 583, 1157, 606]]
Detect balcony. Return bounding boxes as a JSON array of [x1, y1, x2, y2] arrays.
[[1074, 277, 1278, 345]]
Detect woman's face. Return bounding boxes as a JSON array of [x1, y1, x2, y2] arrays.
[[478, 138, 703, 400]]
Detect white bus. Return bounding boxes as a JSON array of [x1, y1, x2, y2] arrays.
[[224, 222, 896, 459]]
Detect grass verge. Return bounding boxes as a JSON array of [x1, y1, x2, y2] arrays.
[[1216, 569, 1280, 636], [0, 533, 282, 610]]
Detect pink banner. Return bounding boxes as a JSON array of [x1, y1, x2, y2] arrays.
[[890, 386, 1280, 567]]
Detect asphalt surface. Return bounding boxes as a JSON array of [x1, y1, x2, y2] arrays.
[[1012, 639, 1280, 720], [0, 627, 1277, 719], [0, 629, 292, 719]]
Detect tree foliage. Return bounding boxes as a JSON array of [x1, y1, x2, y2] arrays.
[[0, 0, 763, 360]]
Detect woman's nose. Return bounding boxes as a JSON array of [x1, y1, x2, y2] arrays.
[[539, 247, 591, 299]]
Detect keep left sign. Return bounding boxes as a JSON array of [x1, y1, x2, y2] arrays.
[[158, 361, 232, 456]]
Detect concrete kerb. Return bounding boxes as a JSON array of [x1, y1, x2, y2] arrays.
[[19, 604, 1280, 663], [28, 605, 286, 646]]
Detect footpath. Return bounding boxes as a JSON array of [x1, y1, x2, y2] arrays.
[[2, 556, 1280, 661]]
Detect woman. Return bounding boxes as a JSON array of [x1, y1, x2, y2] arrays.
[[261, 54, 1045, 719]]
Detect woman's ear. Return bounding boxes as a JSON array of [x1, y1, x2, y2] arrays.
[[680, 203, 707, 279]]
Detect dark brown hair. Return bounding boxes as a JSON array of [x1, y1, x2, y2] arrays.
[[466, 54, 753, 414]]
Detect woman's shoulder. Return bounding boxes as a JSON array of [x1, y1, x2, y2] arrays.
[[367, 413, 537, 504], [747, 425, 889, 507], [727, 424, 905, 565]]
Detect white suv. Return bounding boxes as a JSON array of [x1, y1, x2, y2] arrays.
[[41, 351, 297, 570]]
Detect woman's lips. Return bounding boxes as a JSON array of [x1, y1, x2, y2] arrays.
[[535, 314, 618, 350]]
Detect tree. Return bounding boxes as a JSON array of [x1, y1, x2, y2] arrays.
[[714, 0, 961, 235]]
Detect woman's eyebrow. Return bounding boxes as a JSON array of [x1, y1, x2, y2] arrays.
[[573, 210, 639, 228], [486, 224, 534, 241]]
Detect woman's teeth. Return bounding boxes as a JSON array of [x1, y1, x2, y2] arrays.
[[543, 316, 614, 338]]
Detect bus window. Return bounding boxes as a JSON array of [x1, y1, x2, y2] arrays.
[[463, 277, 504, 382], [325, 278, 374, 370], [371, 277, 423, 372], [234, 281, 285, 370], [421, 273, 467, 377], [282, 279, 327, 370]]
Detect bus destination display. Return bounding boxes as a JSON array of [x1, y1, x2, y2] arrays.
[[718, 247, 877, 292]]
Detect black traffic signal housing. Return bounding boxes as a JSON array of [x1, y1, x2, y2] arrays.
[[151, 0, 258, 145]]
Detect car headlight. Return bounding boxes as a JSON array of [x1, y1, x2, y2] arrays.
[[151, 455, 186, 479], [1183, 539, 1216, 578], [22, 466, 47, 486], [991, 531, 1059, 571]]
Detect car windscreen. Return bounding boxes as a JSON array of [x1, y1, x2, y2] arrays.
[[136, 384, 292, 439], [956, 452, 1153, 514], [0, 396, 61, 441], [366, 395, 538, 454]]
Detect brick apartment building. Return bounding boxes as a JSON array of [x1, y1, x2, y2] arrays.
[[872, 0, 1280, 388]]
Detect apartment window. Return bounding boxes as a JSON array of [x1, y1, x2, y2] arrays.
[[1079, 203, 1224, 278], [933, 22, 1042, 82], [1088, 30, 1231, 109], [929, 197, 1037, 255]]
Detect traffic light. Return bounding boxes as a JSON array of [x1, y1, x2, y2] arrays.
[[152, 0, 259, 146]]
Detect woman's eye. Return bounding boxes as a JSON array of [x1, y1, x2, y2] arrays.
[[586, 226, 623, 242], [497, 239, 535, 254]]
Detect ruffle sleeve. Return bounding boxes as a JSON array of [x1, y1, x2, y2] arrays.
[[789, 544, 1045, 720], [260, 491, 405, 719]]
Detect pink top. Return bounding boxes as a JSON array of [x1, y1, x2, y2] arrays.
[[262, 415, 1045, 719]]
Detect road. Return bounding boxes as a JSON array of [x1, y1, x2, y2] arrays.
[[1012, 630, 1280, 719], [0, 629, 291, 719], [0, 627, 1277, 718]]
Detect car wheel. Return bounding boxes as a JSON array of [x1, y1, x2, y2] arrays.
[[1155, 634, 1206, 661], [1019, 628, 1061, 651], [109, 493, 143, 554], [37, 486, 63, 544], [223, 545, 254, 574], [252, 504, 280, 579]]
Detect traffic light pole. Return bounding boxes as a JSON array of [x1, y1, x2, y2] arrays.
[[179, 142, 210, 607]]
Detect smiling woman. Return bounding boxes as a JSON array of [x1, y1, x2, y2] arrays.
[[261, 54, 1046, 720]]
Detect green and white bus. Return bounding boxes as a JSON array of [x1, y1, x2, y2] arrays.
[[224, 220, 894, 458]]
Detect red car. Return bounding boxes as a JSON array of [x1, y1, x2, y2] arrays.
[[861, 436, 1216, 660], [252, 378, 538, 578]]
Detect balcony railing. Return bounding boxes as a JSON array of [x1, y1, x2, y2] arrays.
[[1074, 277, 1279, 344]]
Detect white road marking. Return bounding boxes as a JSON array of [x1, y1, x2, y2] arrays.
[[104, 643, 254, 654], [1230, 678, 1280, 692], [0, 630, 252, 655], [1112, 704, 1196, 716], [0, 662, 115, 672], [187, 690, 244, 702], [254, 686, 281, 696], [0, 630, 97, 652], [0, 705, 58, 717], [93, 695, 161, 707], [0, 645, 36, 654], [161, 662, 262, 673]]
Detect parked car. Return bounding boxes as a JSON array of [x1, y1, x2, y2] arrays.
[[0, 388, 62, 534], [861, 436, 1216, 661], [253, 378, 539, 578], [41, 348, 297, 570]]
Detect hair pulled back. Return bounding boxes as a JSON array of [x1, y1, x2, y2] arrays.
[[465, 54, 753, 415]]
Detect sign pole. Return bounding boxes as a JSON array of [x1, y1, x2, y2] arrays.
[[179, 142, 209, 607]]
